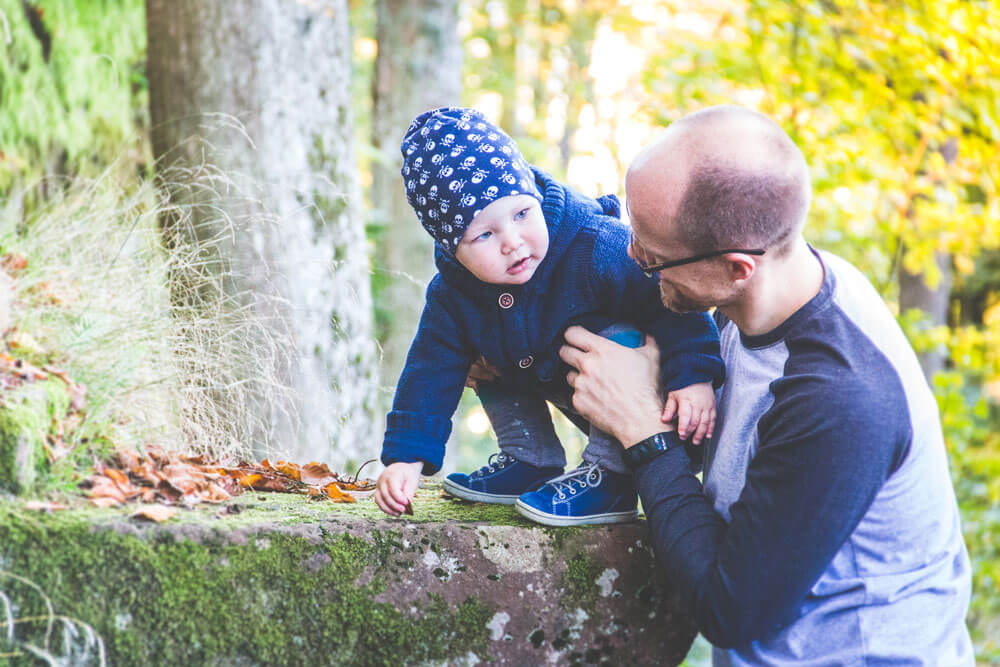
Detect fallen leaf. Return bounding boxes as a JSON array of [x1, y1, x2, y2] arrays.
[[274, 461, 302, 481], [105, 468, 129, 486], [300, 462, 339, 486], [1, 253, 27, 272], [89, 496, 120, 508], [237, 473, 262, 488], [323, 482, 356, 503], [130, 506, 177, 522]]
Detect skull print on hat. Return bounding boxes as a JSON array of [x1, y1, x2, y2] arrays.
[[401, 107, 543, 254]]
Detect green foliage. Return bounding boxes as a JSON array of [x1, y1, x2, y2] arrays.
[[0, 0, 149, 212]]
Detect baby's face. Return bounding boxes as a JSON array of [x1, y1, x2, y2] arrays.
[[454, 195, 548, 285]]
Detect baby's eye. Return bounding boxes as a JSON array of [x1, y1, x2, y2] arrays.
[[514, 208, 529, 220], [476, 231, 492, 241]]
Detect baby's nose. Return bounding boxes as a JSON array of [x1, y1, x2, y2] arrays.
[[501, 231, 523, 252]]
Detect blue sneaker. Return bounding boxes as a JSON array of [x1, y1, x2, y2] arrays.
[[514, 463, 638, 526], [442, 453, 563, 504]]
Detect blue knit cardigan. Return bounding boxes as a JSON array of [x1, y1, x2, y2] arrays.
[[381, 169, 724, 474]]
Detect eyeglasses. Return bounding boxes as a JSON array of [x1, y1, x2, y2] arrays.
[[629, 232, 765, 278]]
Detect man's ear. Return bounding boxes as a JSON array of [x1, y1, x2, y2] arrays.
[[725, 253, 756, 283]]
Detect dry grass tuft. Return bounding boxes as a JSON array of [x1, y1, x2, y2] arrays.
[[1, 156, 298, 463]]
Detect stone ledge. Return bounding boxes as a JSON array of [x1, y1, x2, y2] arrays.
[[0, 487, 695, 665]]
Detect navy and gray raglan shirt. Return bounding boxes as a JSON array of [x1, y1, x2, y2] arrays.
[[636, 249, 973, 665]]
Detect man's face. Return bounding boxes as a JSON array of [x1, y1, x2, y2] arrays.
[[625, 133, 742, 313], [627, 224, 724, 313], [454, 195, 549, 285]]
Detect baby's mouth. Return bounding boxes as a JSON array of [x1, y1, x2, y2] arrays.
[[507, 256, 531, 274]]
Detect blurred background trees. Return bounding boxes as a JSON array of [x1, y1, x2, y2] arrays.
[[1, 0, 998, 658]]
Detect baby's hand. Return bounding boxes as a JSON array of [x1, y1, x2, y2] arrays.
[[374, 461, 422, 517], [662, 381, 716, 445]]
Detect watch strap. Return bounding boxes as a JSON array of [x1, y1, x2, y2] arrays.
[[624, 431, 685, 470]]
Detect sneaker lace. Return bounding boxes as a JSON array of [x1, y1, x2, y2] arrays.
[[473, 452, 515, 477], [547, 463, 603, 499]]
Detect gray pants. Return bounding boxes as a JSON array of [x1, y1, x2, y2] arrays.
[[477, 325, 643, 475]]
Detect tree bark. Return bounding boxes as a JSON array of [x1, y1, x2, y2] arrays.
[[899, 250, 953, 382], [898, 138, 958, 383], [371, 0, 462, 393], [146, 0, 377, 466]]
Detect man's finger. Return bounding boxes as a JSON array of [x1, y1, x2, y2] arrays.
[[566, 369, 579, 388], [559, 343, 587, 370], [662, 396, 678, 423], [563, 325, 605, 352], [707, 409, 716, 439], [637, 333, 659, 353]]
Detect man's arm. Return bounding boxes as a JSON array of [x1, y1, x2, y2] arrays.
[[561, 327, 909, 647]]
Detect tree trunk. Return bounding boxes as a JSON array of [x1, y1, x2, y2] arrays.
[[146, 0, 377, 467], [898, 138, 958, 383], [371, 0, 462, 393], [899, 250, 953, 382]]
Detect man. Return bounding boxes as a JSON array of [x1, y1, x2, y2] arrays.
[[560, 105, 973, 664]]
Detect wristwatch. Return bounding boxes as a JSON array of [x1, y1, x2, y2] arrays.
[[623, 431, 685, 470]]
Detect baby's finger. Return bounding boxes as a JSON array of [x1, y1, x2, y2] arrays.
[[388, 477, 410, 509], [692, 411, 710, 445], [662, 396, 678, 424], [378, 476, 404, 514], [677, 401, 693, 438], [374, 489, 398, 517]]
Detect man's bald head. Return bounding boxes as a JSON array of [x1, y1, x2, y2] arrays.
[[627, 105, 811, 257]]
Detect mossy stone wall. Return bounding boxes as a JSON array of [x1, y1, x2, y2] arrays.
[[0, 489, 696, 665]]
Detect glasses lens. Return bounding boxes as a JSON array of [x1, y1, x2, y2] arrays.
[[629, 232, 648, 268]]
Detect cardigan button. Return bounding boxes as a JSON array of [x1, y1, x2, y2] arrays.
[[498, 292, 514, 309], [518, 356, 533, 369]]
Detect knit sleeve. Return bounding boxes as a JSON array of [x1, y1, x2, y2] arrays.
[[381, 279, 473, 475], [589, 225, 725, 391]]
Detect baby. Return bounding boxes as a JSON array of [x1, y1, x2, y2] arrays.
[[374, 107, 724, 526]]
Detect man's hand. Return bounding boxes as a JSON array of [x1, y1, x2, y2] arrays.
[[374, 461, 422, 517], [559, 326, 670, 447], [663, 381, 716, 445], [465, 355, 500, 392]]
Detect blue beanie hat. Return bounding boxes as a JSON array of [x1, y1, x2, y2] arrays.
[[401, 106, 542, 254]]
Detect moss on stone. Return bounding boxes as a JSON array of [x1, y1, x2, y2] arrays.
[[0, 504, 497, 666], [0, 380, 64, 495], [138, 484, 538, 527], [562, 552, 606, 614]]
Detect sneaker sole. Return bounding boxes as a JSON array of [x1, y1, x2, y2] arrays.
[[441, 478, 521, 505], [514, 499, 639, 527]]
